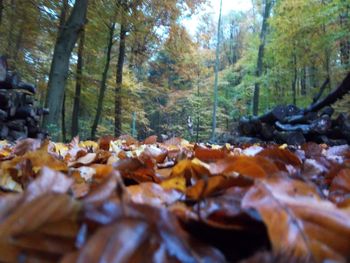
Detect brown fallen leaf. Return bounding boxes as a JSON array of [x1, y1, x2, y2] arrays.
[[1, 142, 67, 175], [0, 193, 81, 262], [194, 144, 228, 162], [25, 167, 73, 201], [257, 147, 302, 172], [172, 186, 270, 262], [12, 138, 42, 156], [68, 153, 97, 168], [185, 175, 253, 201], [143, 135, 158, 145], [74, 202, 226, 263], [118, 134, 139, 146], [209, 156, 279, 178], [329, 168, 350, 206], [242, 175, 350, 263], [127, 182, 182, 207]]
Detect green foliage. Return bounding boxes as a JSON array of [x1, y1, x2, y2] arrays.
[[0, 0, 349, 141]]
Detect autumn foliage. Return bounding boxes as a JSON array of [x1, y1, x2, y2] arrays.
[[0, 137, 350, 262]]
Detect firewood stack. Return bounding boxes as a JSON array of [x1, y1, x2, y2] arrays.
[[238, 73, 350, 146], [0, 56, 48, 141]]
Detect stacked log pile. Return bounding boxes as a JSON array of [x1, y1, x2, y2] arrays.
[[0, 56, 48, 140], [238, 73, 350, 145]]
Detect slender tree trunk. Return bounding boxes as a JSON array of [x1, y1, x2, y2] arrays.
[[325, 49, 332, 90], [339, 1, 349, 65], [59, 0, 69, 29], [43, 0, 88, 131], [131, 112, 136, 137], [0, 0, 4, 27], [115, 2, 127, 137], [252, 0, 273, 116], [58, 0, 69, 141], [211, 0, 222, 142], [71, 28, 85, 137], [229, 23, 235, 65], [7, 0, 15, 56], [62, 92, 67, 142], [13, 24, 24, 62], [91, 23, 116, 139], [196, 72, 200, 142], [292, 53, 297, 105], [301, 67, 307, 96]]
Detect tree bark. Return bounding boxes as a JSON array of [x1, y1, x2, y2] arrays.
[[62, 92, 67, 142], [43, 0, 88, 131], [301, 67, 306, 96], [7, 0, 15, 57], [71, 28, 85, 137], [59, 0, 69, 28], [0, 0, 4, 27], [252, 0, 272, 116], [91, 22, 116, 139], [115, 2, 127, 137], [292, 53, 297, 105], [339, 1, 349, 65], [211, 0, 222, 142]]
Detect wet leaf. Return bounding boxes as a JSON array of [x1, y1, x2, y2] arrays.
[[161, 176, 186, 192], [242, 176, 350, 262], [127, 182, 182, 206], [258, 147, 302, 172], [143, 135, 158, 144], [329, 169, 350, 205], [194, 145, 227, 161], [76, 203, 225, 263], [209, 156, 279, 178]]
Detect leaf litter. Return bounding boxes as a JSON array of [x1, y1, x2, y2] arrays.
[[0, 136, 349, 262]]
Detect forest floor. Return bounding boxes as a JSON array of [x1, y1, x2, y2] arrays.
[[0, 136, 349, 262]]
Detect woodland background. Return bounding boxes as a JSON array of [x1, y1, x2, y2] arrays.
[[0, 0, 349, 142]]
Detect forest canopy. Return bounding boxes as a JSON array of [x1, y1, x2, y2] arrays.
[[0, 0, 349, 142]]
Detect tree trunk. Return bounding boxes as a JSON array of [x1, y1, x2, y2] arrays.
[[340, 1, 349, 65], [292, 53, 297, 105], [13, 23, 24, 62], [43, 0, 88, 131], [196, 72, 200, 142], [71, 28, 85, 137], [7, 0, 15, 57], [59, 0, 69, 28], [91, 22, 115, 139], [211, 0, 222, 142], [252, 0, 272, 116], [301, 67, 306, 96], [62, 92, 67, 142], [115, 2, 127, 137], [0, 0, 4, 27]]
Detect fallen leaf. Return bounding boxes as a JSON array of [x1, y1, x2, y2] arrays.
[[242, 176, 350, 262], [258, 147, 302, 172], [161, 176, 186, 192], [329, 169, 350, 205], [25, 167, 73, 201], [76, 202, 225, 262], [69, 153, 97, 168], [143, 135, 158, 144], [128, 182, 182, 206]]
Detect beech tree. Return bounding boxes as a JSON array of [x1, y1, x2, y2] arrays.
[[71, 28, 85, 137], [252, 0, 273, 116], [43, 0, 89, 132], [211, 0, 222, 141]]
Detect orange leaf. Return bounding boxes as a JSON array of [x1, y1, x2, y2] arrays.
[[242, 176, 350, 262], [143, 135, 158, 145], [258, 147, 302, 171]]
